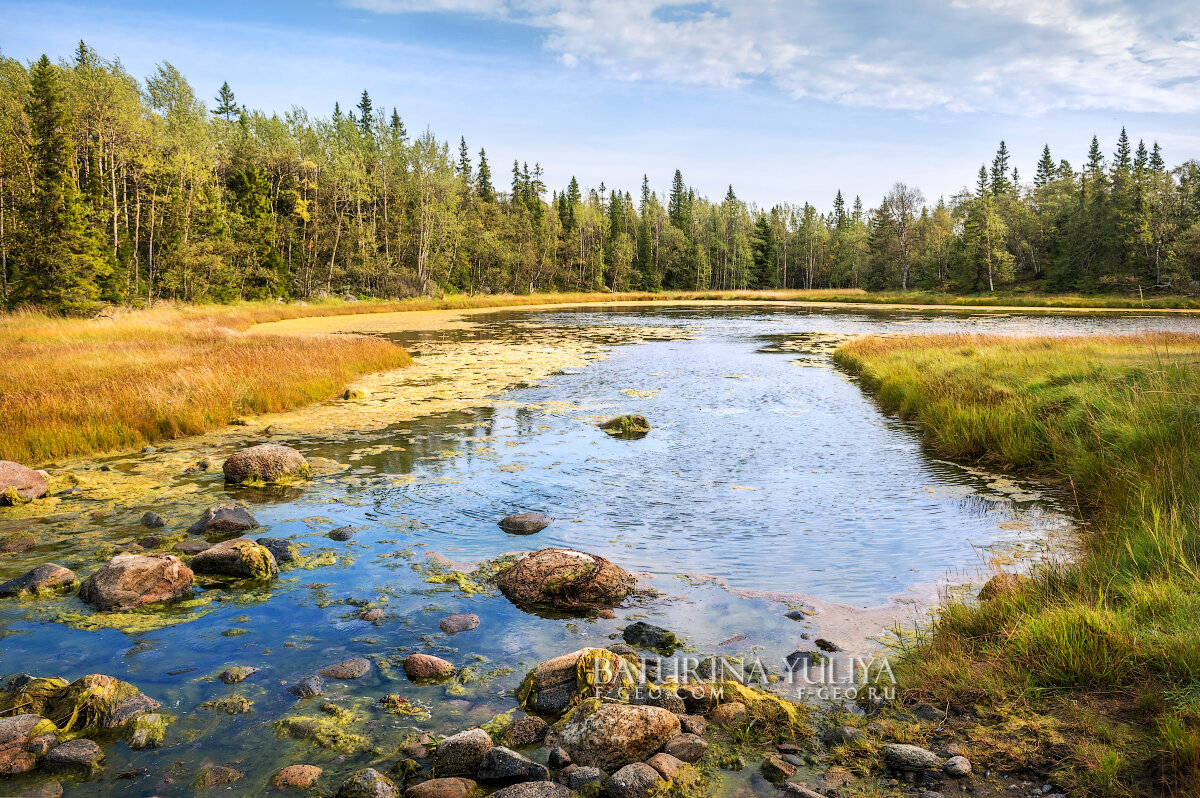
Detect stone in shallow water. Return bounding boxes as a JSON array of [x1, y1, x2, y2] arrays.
[[187, 502, 259, 539], [557, 700, 680, 771], [0, 714, 56, 774], [194, 764, 244, 788], [496, 548, 636, 609], [433, 729, 493, 778], [504, 716, 549, 748], [287, 675, 325, 699], [274, 764, 323, 789], [439, 613, 479, 634], [219, 666, 260, 684], [498, 513, 554, 534], [337, 768, 400, 798], [329, 526, 356, 541], [0, 563, 76, 597], [79, 554, 192, 610], [43, 739, 104, 773], [189, 537, 277, 580], [140, 511, 165, 528], [662, 733, 707, 763], [598, 415, 651, 440], [319, 657, 371, 680], [404, 654, 454, 681], [223, 443, 307, 484], [406, 777, 476, 798], [622, 621, 676, 652], [0, 461, 48, 505], [257, 538, 299, 564], [476, 746, 550, 785]]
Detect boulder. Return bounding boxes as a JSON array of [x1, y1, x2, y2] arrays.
[[43, 739, 103, 773], [496, 549, 636, 609], [605, 763, 661, 798], [646, 753, 685, 780], [567, 766, 604, 790], [126, 713, 168, 750], [287, 675, 324, 699], [516, 648, 638, 718], [406, 777, 476, 798], [498, 513, 554, 534], [79, 554, 192, 610], [476, 746, 550, 785], [338, 768, 400, 798], [140, 512, 166, 528], [547, 747, 571, 770], [881, 743, 943, 772], [622, 622, 676, 653], [944, 755, 972, 777], [662, 733, 707, 763], [223, 443, 307, 484], [490, 784, 567, 798], [439, 613, 480, 635], [504, 716, 549, 747], [187, 503, 259, 540], [0, 462, 48, 505], [257, 538, 299, 564], [404, 654, 454, 682], [707, 702, 747, 727], [0, 714, 57, 775], [275, 764, 323, 789], [598, 415, 651, 439], [434, 729, 493, 778], [556, 700, 680, 771], [319, 657, 371, 680], [0, 564, 76, 597], [329, 526, 356, 541], [678, 715, 707, 736], [189, 537, 277, 580], [219, 666, 260, 684]]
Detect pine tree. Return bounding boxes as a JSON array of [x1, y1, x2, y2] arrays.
[[213, 81, 238, 121], [476, 149, 494, 202], [1034, 145, 1056, 188], [352, 90, 372, 135], [456, 137, 471, 180]]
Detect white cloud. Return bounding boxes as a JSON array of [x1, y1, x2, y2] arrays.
[[345, 0, 1200, 114]]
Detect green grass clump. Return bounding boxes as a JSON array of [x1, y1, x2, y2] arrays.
[[835, 332, 1200, 796]]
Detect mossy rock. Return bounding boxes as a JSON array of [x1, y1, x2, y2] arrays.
[[516, 647, 641, 718], [274, 713, 370, 754], [599, 414, 651, 439], [128, 712, 170, 749]]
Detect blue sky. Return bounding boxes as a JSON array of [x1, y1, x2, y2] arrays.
[[3, 0, 1198, 209]]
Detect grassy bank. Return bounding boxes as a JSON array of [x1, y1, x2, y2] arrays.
[[1, 306, 412, 465], [834, 333, 1200, 796]]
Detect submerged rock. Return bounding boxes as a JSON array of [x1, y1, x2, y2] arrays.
[[194, 764, 244, 788], [404, 654, 454, 682], [223, 443, 308, 484], [0, 564, 76, 597], [598, 415, 651, 439], [556, 699, 680, 771], [0, 461, 48, 505], [319, 657, 371, 680], [498, 513, 554, 534], [0, 532, 36, 553], [140, 512, 166, 528], [329, 526, 356, 541], [126, 713, 169, 750], [496, 548, 636, 610], [79, 554, 192, 610], [43, 739, 103, 773], [439, 613, 480, 635], [275, 764, 323, 789], [256, 537, 299, 564], [219, 666, 260, 684], [0, 674, 159, 737], [433, 728, 493, 778], [187, 502, 259, 540], [189, 537, 277, 580], [287, 675, 325, 699], [622, 621, 676, 652]]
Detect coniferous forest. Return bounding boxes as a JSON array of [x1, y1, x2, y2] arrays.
[[4, 45, 1200, 313]]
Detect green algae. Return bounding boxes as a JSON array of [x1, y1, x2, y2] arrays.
[[53, 595, 216, 634], [200, 694, 253, 714], [294, 550, 340, 570], [423, 571, 487, 594], [128, 712, 171, 749], [274, 713, 370, 754]]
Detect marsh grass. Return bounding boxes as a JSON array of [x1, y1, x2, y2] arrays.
[[834, 332, 1200, 796]]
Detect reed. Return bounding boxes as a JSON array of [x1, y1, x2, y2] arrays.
[[835, 332, 1200, 796]]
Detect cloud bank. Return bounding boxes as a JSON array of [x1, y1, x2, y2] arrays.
[[346, 0, 1200, 114]]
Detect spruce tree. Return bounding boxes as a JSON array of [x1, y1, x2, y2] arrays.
[[668, 170, 687, 230], [1034, 145, 1056, 188], [213, 81, 238, 120], [356, 90, 373, 136], [990, 141, 1012, 195], [476, 148, 494, 202], [20, 55, 107, 311], [833, 189, 846, 228], [456, 137, 471, 180], [390, 109, 407, 141]]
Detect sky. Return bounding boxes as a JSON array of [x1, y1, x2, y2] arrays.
[[3, 0, 1199, 210]]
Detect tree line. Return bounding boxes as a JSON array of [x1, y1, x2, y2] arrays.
[[2, 44, 1200, 312]]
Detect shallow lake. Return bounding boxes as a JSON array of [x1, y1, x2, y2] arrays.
[[0, 303, 1192, 796]]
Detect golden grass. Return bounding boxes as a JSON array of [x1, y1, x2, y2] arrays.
[[1, 305, 412, 465]]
